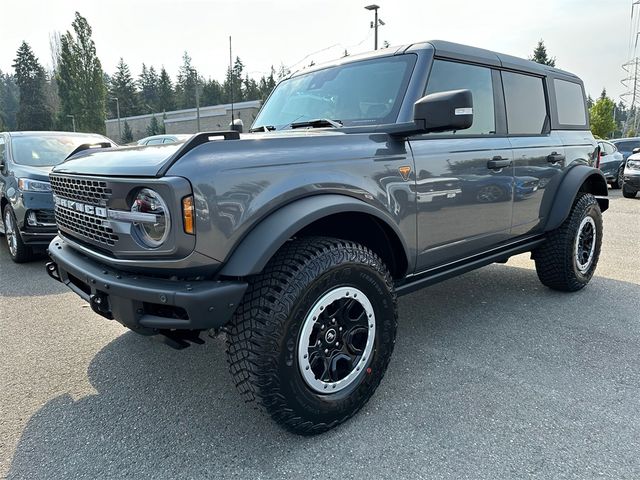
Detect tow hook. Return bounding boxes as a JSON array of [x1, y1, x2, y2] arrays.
[[45, 262, 61, 282], [90, 292, 114, 319]]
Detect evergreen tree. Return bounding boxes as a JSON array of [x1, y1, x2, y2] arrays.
[[0, 71, 20, 130], [157, 67, 175, 112], [146, 115, 161, 136], [57, 12, 106, 133], [175, 52, 199, 109], [586, 95, 594, 110], [122, 119, 133, 143], [243, 75, 260, 101], [530, 39, 556, 67], [13, 41, 52, 130], [138, 63, 159, 113], [108, 58, 139, 118], [223, 56, 245, 103], [201, 78, 223, 106], [258, 66, 277, 101]]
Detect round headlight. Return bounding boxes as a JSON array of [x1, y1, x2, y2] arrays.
[[131, 188, 170, 247]]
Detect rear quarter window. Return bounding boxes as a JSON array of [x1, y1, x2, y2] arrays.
[[554, 79, 587, 126]]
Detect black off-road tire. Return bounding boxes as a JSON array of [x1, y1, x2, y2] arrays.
[[3, 205, 35, 263], [226, 237, 397, 435], [622, 183, 638, 198], [533, 193, 602, 292]]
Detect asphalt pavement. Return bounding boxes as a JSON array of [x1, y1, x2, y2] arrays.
[[1, 189, 639, 479]]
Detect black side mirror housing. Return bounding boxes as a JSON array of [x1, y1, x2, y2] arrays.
[[632, 147, 640, 154], [387, 89, 474, 137], [414, 89, 474, 133]]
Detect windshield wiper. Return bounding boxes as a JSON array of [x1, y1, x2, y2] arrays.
[[249, 125, 276, 133], [290, 118, 343, 129]]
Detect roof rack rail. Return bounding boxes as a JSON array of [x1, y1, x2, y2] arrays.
[[158, 131, 240, 176]]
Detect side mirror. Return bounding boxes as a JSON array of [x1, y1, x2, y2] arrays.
[[632, 147, 640, 154], [414, 89, 473, 133]]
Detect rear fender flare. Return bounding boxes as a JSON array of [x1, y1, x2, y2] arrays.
[[543, 165, 608, 232]]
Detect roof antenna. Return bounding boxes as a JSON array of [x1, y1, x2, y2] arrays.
[[229, 35, 234, 128]]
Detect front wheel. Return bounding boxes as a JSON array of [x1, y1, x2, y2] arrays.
[[533, 193, 602, 292], [3, 205, 34, 263], [226, 237, 397, 435]]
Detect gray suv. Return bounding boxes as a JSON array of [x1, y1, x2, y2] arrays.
[[46, 40, 608, 435]]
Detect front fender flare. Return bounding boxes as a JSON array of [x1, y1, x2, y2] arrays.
[[219, 194, 410, 277], [543, 165, 609, 232]]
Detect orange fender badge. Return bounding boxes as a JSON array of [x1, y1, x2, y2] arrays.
[[398, 165, 411, 181]]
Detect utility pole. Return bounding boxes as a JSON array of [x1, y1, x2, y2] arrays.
[[66, 114, 76, 132], [621, 1, 640, 135], [194, 70, 201, 132], [110, 97, 121, 142], [229, 35, 235, 129], [365, 5, 385, 50]]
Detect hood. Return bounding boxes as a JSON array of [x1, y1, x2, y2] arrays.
[[50, 129, 343, 178], [51, 143, 183, 177], [13, 164, 53, 183]]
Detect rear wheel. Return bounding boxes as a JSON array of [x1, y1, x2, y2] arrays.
[[534, 193, 602, 292], [3, 205, 34, 263], [226, 237, 397, 435]]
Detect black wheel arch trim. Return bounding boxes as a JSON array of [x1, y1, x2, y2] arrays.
[[219, 194, 412, 277], [543, 165, 608, 232]]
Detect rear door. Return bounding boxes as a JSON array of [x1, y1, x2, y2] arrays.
[[410, 59, 515, 271], [502, 71, 566, 236]]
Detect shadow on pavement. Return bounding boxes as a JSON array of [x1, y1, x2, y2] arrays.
[[7, 265, 640, 479], [0, 243, 67, 298]]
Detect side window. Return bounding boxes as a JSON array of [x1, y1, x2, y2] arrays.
[[0, 137, 5, 164], [602, 142, 614, 155], [146, 138, 164, 145], [502, 72, 547, 135], [425, 60, 495, 135], [554, 79, 587, 126]]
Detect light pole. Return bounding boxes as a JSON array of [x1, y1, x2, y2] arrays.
[[365, 4, 384, 50], [110, 97, 121, 142], [66, 114, 76, 132], [193, 68, 201, 132]]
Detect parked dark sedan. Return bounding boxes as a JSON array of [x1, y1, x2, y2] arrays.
[[0, 131, 116, 262], [598, 140, 625, 188]]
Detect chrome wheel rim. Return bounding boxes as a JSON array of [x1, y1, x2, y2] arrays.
[[298, 286, 375, 394], [575, 216, 596, 273], [4, 210, 17, 257]]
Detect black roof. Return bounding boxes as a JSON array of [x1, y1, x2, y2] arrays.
[[292, 39, 581, 82]]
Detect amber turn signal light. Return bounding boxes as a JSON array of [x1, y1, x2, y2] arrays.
[[182, 196, 195, 234]]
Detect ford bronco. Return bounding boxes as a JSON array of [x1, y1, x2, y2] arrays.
[[46, 40, 608, 435]]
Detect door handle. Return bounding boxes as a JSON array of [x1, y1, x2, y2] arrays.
[[487, 157, 512, 170], [547, 152, 565, 163]]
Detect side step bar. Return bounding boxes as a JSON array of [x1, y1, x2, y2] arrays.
[[395, 236, 546, 297]]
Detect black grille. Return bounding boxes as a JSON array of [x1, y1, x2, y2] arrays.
[[50, 175, 112, 206], [55, 205, 119, 246]]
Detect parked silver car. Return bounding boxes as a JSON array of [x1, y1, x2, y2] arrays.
[[136, 134, 191, 146]]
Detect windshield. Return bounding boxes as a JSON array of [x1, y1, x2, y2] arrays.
[[253, 54, 416, 130], [11, 135, 109, 167]]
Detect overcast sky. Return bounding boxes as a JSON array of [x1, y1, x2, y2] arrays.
[[0, 0, 632, 101]]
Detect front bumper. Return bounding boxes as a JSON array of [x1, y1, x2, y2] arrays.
[[623, 171, 640, 190], [47, 236, 247, 333]]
